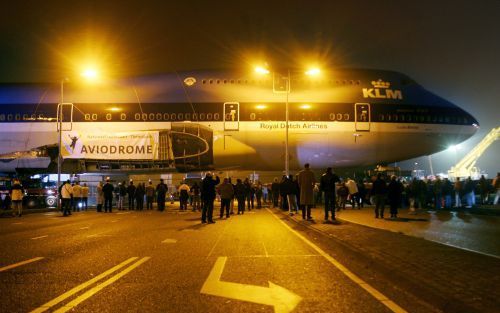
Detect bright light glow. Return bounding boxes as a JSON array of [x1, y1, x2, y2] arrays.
[[254, 66, 270, 75], [448, 145, 461, 152], [300, 104, 312, 109], [108, 107, 121, 112], [305, 68, 321, 76], [81, 68, 99, 80], [255, 104, 267, 110]]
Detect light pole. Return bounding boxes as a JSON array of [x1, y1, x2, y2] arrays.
[[256, 66, 320, 177], [56, 68, 99, 208], [272, 70, 291, 176], [57, 78, 67, 210]]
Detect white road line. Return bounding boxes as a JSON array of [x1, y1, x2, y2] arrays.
[[53, 257, 150, 313], [31, 235, 49, 240], [79, 227, 90, 230], [30, 257, 139, 313], [206, 218, 232, 259], [161, 238, 178, 244], [230, 254, 322, 258], [267, 208, 408, 313], [111, 220, 118, 223], [0, 257, 44, 272], [261, 242, 269, 257], [12, 222, 24, 225]]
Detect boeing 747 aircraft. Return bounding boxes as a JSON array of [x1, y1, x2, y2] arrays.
[[0, 68, 479, 173]]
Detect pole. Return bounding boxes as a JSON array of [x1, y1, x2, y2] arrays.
[[285, 70, 290, 177], [57, 79, 63, 210]]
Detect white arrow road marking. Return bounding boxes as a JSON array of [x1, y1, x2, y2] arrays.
[[201, 256, 302, 313], [267, 208, 408, 313]]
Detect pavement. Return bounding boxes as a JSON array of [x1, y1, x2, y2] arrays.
[[313, 205, 500, 258], [0, 203, 499, 313]]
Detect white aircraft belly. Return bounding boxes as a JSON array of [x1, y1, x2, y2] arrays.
[[0, 121, 476, 169]]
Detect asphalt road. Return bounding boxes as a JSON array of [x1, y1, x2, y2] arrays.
[[0, 206, 498, 313]]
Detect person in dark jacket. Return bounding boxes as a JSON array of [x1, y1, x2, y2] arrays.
[[279, 175, 288, 211], [156, 179, 168, 211], [387, 175, 403, 218], [102, 179, 114, 213], [218, 178, 234, 219], [372, 173, 388, 218], [127, 180, 136, 210], [243, 178, 254, 211], [201, 173, 220, 223], [135, 183, 145, 210], [234, 179, 246, 214], [319, 167, 340, 221], [271, 178, 280, 208]]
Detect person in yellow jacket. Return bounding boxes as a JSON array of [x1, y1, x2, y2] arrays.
[[10, 179, 24, 217]]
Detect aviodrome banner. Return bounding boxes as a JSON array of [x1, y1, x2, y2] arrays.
[[61, 131, 159, 160]]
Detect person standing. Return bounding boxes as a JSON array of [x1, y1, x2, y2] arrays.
[[297, 163, 316, 220], [117, 182, 127, 210], [178, 181, 191, 210], [442, 178, 453, 209], [190, 182, 201, 211], [61, 180, 73, 216], [454, 177, 463, 208], [433, 176, 443, 209], [135, 182, 145, 210], [271, 178, 280, 208], [10, 179, 24, 217], [145, 181, 155, 210], [337, 182, 349, 211], [234, 179, 246, 214], [218, 178, 234, 219], [81, 183, 89, 211], [387, 175, 403, 219], [72, 182, 82, 211], [346, 178, 359, 209], [320, 167, 340, 221], [243, 178, 254, 211], [262, 183, 268, 204], [493, 173, 500, 205], [127, 180, 136, 210], [96, 181, 103, 212], [372, 173, 387, 219], [255, 182, 263, 209], [201, 173, 220, 223], [156, 179, 168, 211], [464, 177, 476, 208], [102, 179, 114, 213]]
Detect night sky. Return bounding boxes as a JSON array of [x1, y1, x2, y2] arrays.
[[1, 0, 499, 176]]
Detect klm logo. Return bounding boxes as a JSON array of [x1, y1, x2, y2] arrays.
[[362, 79, 403, 100]]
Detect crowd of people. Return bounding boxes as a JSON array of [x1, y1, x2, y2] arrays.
[[2, 170, 500, 220]]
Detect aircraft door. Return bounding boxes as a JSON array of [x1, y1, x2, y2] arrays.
[[355, 103, 370, 131], [223, 102, 239, 131]]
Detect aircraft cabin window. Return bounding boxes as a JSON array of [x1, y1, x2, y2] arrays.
[[379, 114, 384, 121], [0, 114, 4, 121], [202, 80, 206, 84], [223, 80, 227, 84], [216, 80, 220, 84], [209, 79, 213, 84]]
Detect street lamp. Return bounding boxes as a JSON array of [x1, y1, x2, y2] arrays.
[[255, 66, 320, 176], [57, 68, 100, 209]]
